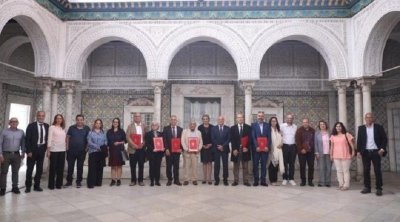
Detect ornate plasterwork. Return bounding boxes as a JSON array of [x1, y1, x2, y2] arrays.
[[0, 35, 30, 62], [126, 97, 153, 106], [250, 20, 348, 80], [63, 23, 156, 81]]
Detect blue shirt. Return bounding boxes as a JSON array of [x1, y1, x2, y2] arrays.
[[87, 130, 107, 154], [67, 125, 90, 152]]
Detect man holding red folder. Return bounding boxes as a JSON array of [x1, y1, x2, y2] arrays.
[[181, 120, 203, 185], [163, 115, 183, 186], [251, 111, 271, 187], [145, 122, 164, 186], [126, 112, 147, 186], [230, 113, 251, 186]]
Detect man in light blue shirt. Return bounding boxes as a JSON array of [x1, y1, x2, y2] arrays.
[[0, 117, 25, 196]]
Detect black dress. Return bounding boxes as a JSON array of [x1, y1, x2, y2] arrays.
[[106, 128, 127, 166], [198, 124, 214, 163]]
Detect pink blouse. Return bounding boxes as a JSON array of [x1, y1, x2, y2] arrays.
[[330, 133, 353, 159]]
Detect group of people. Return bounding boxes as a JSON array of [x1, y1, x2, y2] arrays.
[[0, 110, 387, 196]]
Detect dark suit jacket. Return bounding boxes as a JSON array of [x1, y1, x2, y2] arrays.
[[145, 130, 163, 159], [230, 124, 251, 162], [211, 125, 230, 153], [25, 122, 49, 154], [251, 122, 272, 152], [162, 125, 183, 152], [357, 123, 388, 156]]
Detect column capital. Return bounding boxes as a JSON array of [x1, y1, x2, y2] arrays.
[[332, 80, 350, 90], [63, 81, 78, 94], [357, 78, 376, 89], [241, 81, 255, 94], [151, 81, 165, 94]]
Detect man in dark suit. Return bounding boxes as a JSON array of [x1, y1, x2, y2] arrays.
[[24, 111, 49, 193], [163, 115, 183, 186], [357, 112, 387, 196], [211, 115, 230, 186], [145, 122, 164, 186], [230, 112, 251, 186], [251, 111, 271, 187]]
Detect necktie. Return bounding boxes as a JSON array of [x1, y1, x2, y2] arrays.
[[239, 125, 243, 136], [220, 126, 223, 135], [39, 123, 44, 144], [172, 127, 176, 138]]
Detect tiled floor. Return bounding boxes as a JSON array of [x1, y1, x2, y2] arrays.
[[1, 166, 400, 222]]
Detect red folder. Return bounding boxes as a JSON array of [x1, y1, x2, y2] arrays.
[[241, 136, 249, 148], [153, 137, 164, 152], [188, 137, 199, 152], [130, 134, 142, 148], [171, 138, 181, 153], [257, 137, 268, 151]]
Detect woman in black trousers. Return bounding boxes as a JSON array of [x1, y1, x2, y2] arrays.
[[87, 119, 107, 188], [146, 122, 164, 186]]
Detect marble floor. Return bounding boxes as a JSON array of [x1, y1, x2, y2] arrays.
[[1, 167, 400, 222]]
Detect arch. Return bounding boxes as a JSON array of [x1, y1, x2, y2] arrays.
[[64, 24, 156, 81], [0, 35, 30, 62], [250, 22, 348, 80], [156, 23, 250, 80], [0, 0, 54, 76], [357, 0, 400, 77]]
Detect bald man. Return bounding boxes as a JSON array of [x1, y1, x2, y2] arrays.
[[211, 116, 231, 186]]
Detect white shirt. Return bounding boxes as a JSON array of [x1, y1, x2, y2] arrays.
[[366, 124, 378, 150], [37, 122, 46, 145], [135, 122, 143, 143], [47, 125, 66, 152], [280, 123, 297, 145]]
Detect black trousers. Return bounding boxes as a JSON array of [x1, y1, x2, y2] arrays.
[[214, 151, 229, 182], [362, 150, 383, 190], [166, 153, 180, 182], [129, 149, 146, 182], [66, 150, 86, 184], [149, 152, 163, 183], [268, 162, 279, 183], [48, 151, 65, 189], [25, 145, 46, 188], [282, 144, 297, 180], [298, 152, 315, 182], [87, 152, 104, 188]]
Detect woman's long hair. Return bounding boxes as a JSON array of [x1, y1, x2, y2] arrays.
[[52, 114, 65, 129], [331, 122, 347, 136], [269, 117, 280, 132], [92, 118, 103, 131]]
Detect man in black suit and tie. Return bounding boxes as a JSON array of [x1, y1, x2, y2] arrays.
[[230, 112, 251, 186], [357, 112, 387, 196], [24, 111, 49, 192], [163, 115, 183, 186], [211, 115, 230, 186], [251, 111, 271, 186], [145, 122, 164, 186]]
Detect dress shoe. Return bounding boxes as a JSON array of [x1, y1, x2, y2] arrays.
[[260, 182, 268, 187], [223, 181, 229, 186], [76, 183, 81, 188], [34, 187, 43, 192], [25, 187, 31, 193], [155, 182, 161, 186], [361, 187, 371, 194], [232, 182, 238, 186], [300, 182, 306, 186], [376, 189, 383, 196], [48, 186, 54, 190], [139, 182, 145, 186], [317, 184, 323, 187], [0, 189, 5, 196], [87, 186, 94, 189], [150, 182, 154, 187], [326, 184, 331, 188], [11, 187, 20, 194], [308, 182, 315, 187], [56, 186, 62, 189], [193, 181, 198, 185], [202, 181, 207, 184], [174, 181, 182, 186], [244, 182, 251, 187], [214, 181, 219, 186], [253, 182, 259, 186], [183, 181, 189, 186], [110, 180, 116, 186], [208, 181, 212, 185], [116, 180, 121, 186], [63, 182, 72, 188], [129, 182, 136, 186], [166, 181, 172, 186]]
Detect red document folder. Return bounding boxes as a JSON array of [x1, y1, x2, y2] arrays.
[[153, 137, 164, 152], [188, 137, 199, 152], [171, 138, 181, 153], [130, 134, 142, 148], [257, 137, 268, 151], [241, 136, 249, 148]]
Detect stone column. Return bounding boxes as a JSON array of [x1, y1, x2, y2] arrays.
[[41, 79, 53, 123], [242, 81, 255, 125], [151, 81, 164, 124], [334, 81, 349, 128], [354, 86, 363, 181], [64, 82, 75, 129], [359, 78, 376, 117], [51, 85, 59, 119], [328, 91, 337, 130]]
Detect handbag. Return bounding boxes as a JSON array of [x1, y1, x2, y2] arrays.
[[121, 149, 129, 162], [344, 133, 353, 155], [100, 145, 108, 158]]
